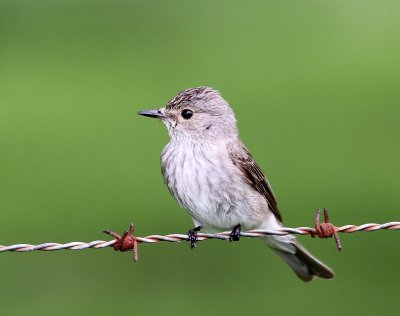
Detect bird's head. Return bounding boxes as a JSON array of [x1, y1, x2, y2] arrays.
[[139, 86, 238, 142]]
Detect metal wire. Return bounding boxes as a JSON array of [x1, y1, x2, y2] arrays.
[[1, 222, 399, 253]]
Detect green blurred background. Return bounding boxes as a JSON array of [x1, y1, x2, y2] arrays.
[[1, 0, 399, 315]]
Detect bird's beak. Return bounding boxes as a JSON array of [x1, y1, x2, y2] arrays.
[[138, 109, 164, 119]]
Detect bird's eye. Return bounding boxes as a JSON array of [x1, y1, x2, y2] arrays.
[[181, 109, 193, 119]]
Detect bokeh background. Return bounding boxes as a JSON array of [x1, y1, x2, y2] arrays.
[[1, 1, 399, 315]]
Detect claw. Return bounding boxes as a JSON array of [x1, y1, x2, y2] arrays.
[[229, 224, 241, 242], [187, 226, 202, 249]]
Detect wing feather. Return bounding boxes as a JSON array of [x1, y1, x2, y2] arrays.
[[228, 142, 282, 222]]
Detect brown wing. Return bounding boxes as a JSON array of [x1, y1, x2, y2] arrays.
[[228, 142, 282, 222]]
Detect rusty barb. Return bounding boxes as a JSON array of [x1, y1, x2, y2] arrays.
[[311, 208, 342, 251], [1, 209, 399, 259], [103, 224, 138, 262]]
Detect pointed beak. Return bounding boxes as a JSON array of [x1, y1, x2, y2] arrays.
[[138, 109, 164, 119]]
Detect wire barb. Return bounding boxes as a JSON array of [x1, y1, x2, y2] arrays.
[[103, 223, 139, 262], [312, 208, 342, 251]]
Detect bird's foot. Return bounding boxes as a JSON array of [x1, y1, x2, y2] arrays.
[[187, 226, 202, 249], [103, 223, 139, 261], [229, 224, 241, 242]]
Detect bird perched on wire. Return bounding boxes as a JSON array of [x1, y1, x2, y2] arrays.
[[138, 86, 334, 281]]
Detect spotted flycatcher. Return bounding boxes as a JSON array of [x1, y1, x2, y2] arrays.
[[139, 86, 334, 281]]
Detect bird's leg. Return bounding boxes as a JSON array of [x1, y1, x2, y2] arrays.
[[229, 224, 241, 242], [187, 225, 202, 249]]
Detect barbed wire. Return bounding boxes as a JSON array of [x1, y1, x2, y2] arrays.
[[1, 221, 399, 254]]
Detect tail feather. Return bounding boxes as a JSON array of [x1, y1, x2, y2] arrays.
[[266, 236, 335, 282]]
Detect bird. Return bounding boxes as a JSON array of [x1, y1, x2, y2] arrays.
[[138, 86, 334, 281]]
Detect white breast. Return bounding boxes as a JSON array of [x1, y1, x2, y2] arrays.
[[161, 140, 267, 231]]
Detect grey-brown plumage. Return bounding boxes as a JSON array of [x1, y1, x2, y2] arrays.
[[139, 86, 334, 282], [228, 142, 281, 222]]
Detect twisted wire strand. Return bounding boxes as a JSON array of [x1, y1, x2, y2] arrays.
[[1, 222, 399, 253]]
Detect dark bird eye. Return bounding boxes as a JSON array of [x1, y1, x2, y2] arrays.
[[181, 109, 193, 119]]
